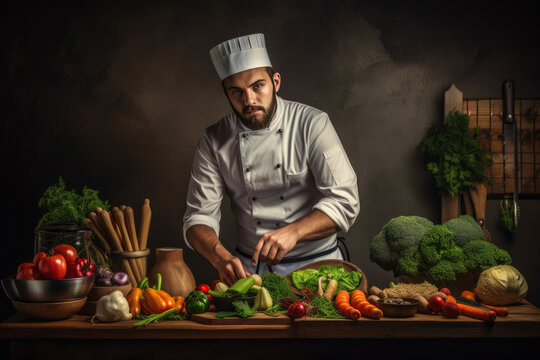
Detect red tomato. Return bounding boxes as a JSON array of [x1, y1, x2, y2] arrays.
[[33, 252, 47, 266], [53, 244, 77, 264], [195, 284, 210, 294], [206, 293, 213, 305], [428, 295, 445, 312], [443, 302, 461, 318], [38, 254, 67, 279], [17, 267, 40, 280], [439, 287, 451, 296], [17, 262, 35, 273]]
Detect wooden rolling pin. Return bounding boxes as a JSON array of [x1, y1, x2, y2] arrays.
[[113, 207, 143, 283], [139, 199, 151, 252], [98, 210, 137, 286]]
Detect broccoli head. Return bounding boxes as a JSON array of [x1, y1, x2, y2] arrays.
[[444, 214, 485, 247], [462, 239, 512, 273], [417, 225, 468, 287], [369, 215, 434, 277]]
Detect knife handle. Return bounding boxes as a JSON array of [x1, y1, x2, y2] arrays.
[[503, 79, 514, 124]]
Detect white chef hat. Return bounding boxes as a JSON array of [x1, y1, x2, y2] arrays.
[[210, 33, 272, 80]]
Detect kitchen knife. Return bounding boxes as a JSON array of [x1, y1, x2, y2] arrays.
[[454, 295, 494, 312], [503, 79, 519, 230]]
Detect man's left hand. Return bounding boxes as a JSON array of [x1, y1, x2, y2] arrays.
[[251, 225, 300, 266]]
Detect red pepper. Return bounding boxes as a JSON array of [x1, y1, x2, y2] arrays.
[[66, 262, 84, 278], [76, 258, 94, 274]]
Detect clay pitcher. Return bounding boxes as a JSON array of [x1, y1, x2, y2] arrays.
[[148, 247, 196, 297]]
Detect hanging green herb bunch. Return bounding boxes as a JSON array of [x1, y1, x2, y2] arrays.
[[419, 110, 492, 197], [35, 177, 111, 266]]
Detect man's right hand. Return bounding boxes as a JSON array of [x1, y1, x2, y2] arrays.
[[216, 254, 250, 286]]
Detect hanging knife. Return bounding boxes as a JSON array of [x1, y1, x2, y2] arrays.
[[503, 79, 519, 230]]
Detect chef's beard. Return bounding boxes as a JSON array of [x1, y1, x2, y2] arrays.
[[232, 89, 277, 131]]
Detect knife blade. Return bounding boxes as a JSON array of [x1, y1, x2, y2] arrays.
[[454, 295, 494, 312], [503, 79, 519, 229]]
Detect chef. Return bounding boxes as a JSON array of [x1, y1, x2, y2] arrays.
[[183, 33, 359, 285]]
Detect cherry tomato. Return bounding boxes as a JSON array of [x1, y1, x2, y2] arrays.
[[38, 254, 67, 279], [53, 244, 77, 264], [195, 284, 210, 294], [17, 267, 40, 280], [206, 293, 213, 305], [32, 252, 47, 266], [17, 262, 35, 273]]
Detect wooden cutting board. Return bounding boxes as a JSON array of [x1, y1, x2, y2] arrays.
[[190, 311, 291, 325]]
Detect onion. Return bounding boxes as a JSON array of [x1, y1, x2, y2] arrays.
[[112, 272, 130, 286], [95, 276, 113, 286], [476, 265, 528, 305]]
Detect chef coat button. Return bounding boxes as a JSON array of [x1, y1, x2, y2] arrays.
[[246, 167, 250, 172], [280, 195, 284, 200], [278, 128, 283, 134], [242, 133, 247, 138], [275, 164, 281, 168], [252, 196, 257, 201]]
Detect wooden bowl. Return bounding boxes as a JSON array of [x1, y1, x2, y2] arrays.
[[87, 283, 132, 301], [212, 295, 257, 312], [285, 259, 368, 296], [12, 297, 87, 320], [375, 298, 420, 318]]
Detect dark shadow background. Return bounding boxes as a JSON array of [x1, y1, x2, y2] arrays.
[[1, 0, 539, 325]]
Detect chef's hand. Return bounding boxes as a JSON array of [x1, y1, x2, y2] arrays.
[[252, 225, 299, 266], [216, 254, 250, 286]]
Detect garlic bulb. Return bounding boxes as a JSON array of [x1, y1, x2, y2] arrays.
[[94, 290, 132, 322], [476, 265, 528, 305]]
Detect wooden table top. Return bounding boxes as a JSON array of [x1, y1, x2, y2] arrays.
[[1, 300, 539, 340]]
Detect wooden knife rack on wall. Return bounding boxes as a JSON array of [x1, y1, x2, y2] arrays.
[[441, 84, 540, 240]]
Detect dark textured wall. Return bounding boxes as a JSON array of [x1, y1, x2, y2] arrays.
[[2, 0, 539, 321]]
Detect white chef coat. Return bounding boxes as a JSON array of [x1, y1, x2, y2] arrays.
[[183, 96, 360, 274]]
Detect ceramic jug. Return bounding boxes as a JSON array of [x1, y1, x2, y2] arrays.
[[148, 247, 196, 297]]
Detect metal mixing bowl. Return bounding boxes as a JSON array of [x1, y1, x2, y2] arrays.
[[1, 275, 94, 302]]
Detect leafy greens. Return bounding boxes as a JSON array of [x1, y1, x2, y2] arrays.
[[291, 265, 362, 293]]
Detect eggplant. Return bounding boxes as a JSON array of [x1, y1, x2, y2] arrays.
[[112, 272, 130, 286]]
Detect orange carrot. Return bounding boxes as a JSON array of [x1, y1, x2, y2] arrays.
[[482, 304, 509, 317], [334, 290, 361, 320], [445, 295, 457, 304], [457, 303, 496, 322], [460, 290, 509, 316], [461, 291, 475, 300], [350, 290, 383, 319]]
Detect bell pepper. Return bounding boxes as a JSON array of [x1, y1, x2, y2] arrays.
[[65, 262, 84, 278], [142, 288, 176, 314], [173, 296, 186, 315], [127, 287, 143, 316], [185, 290, 210, 315]]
